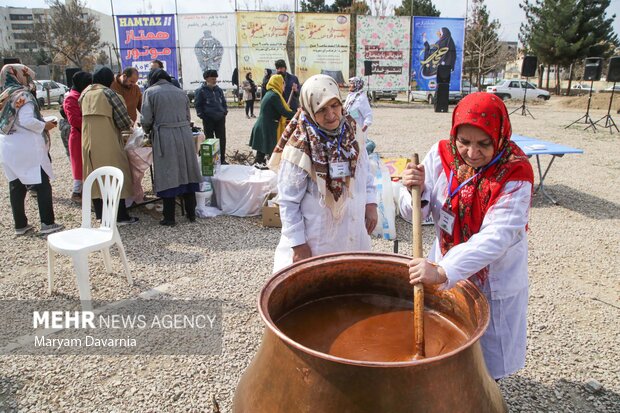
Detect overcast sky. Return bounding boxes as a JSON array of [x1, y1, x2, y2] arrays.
[[3, 0, 619, 42]]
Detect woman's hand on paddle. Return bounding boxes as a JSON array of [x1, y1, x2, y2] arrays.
[[409, 258, 447, 286], [292, 243, 312, 263], [44, 121, 56, 131], [402, 162, 425, 193], [365, 203, 378, 234]]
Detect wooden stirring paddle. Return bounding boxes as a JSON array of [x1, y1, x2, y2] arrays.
[[411, 153, 425, 359]]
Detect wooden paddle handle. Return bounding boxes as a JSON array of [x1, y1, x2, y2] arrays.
[[411, 153, 425, 359]]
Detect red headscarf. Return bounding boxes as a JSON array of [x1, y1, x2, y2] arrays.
[[437, 92, 534, 282]]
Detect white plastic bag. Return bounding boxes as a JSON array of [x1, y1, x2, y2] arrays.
[[124, 127, 146, 150], [368, 153, 396, 240]]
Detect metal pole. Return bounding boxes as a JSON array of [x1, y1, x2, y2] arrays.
[[109, 0, 120, 69]]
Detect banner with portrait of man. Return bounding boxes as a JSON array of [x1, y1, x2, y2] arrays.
[[410, 17, 465, 92]]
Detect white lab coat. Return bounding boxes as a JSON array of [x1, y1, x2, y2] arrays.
[[0, 102, 54, 184], [399, 143, 531, 379], [345, 92, 373, 130], [273, 135, 376, 273]]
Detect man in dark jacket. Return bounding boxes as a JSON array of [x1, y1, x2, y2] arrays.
[[194, 69, 229, 164], [275, 59, 300, 111]]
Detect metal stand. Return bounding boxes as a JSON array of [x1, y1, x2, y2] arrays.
[[533, 154, 560, 204], [565, 79, 597, 132], [593, 82, 619, 134], [510, 77, 535, 119]]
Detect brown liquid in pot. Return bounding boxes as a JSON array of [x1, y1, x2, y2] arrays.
[[276, 294, 468, 362]]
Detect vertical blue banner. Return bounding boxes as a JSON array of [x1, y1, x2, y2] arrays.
[[410, 17, 465, 92], [116, 14, 178, 86]]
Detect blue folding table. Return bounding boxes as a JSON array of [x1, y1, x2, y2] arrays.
[[512, 134, 584, 204]]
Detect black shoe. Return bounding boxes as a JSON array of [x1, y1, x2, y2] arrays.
[[221, 160, 229, 165], [159, 219, 176, 227], [188, 215, 196, 223]]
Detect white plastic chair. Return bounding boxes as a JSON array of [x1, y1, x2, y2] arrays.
[[47, 166, 133, 309]]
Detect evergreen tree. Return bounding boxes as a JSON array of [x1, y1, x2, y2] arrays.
[[300, 0, 331, 12], [520, 0, 618, 94], [394, 0, 440, 17]]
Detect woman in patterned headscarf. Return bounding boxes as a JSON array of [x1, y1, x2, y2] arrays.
[[399, 92, 534, 380], [0, 64, 63, 235], [343, 76, 372, 133], [269, 74, 378, 273]]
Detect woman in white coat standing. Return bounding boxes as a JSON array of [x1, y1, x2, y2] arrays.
[[0, 64, 63, 236], [399, 92, 534, 380], [269, 74, 378, 273], [343, 77, 372, 133]]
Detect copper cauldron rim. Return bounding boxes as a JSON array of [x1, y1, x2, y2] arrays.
[[258, 252, 490, 368]]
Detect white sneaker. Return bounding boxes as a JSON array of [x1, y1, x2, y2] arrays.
[[15, 224, 34, 236], [39, 223, 64, 235]]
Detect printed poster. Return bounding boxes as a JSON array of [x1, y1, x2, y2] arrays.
[[178, 14, 237, 90], [295, 13, 350, 84], [116, 14, 178, 87], [356, 16, 410, 91], [410, 17, 465, 92], [236, 12, 293, 84]]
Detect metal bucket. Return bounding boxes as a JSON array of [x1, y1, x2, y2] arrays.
[[233, 252, 507, 413]]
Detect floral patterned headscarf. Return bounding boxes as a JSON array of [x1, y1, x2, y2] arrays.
[[0, 64, 46, 139], [438, 92, 534, 283]]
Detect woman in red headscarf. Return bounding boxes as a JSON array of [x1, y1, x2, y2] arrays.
[[399, 92, 534, 380]]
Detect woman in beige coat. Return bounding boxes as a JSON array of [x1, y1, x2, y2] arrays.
[[79, 67, 138, 224]]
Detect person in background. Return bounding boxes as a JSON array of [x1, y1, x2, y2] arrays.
[[274, 59, 300, 111], [261, 68, 272, 98], [194, 69, 228, 164], [249, 74, 295, 168], [344, 76, 373, 135], [79, 67, 138, 225], [269, 74, 377, 273], [0, 64, 64, 235], [58, 106, 71, 158], [141, 69, 201, 226], [399, 92, 534, 381], [63, 70, 92, 203], [149, 60, 181, 88], [242, 72, 257, 119], [110, 67, 142, 123]]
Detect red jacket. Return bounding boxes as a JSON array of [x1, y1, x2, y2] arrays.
[[63, 89, 82, 141]]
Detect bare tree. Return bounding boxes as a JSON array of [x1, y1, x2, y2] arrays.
[[464, 0, 502, 89], [370, 0, 392, 16], [28, 0, 102, 68]]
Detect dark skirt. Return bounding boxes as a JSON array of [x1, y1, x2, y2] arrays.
[[157, 183, 199, 198]]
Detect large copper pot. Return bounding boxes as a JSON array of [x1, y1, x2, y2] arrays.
[[233, 252, 507, 413]]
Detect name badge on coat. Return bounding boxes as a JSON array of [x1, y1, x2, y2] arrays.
[[329, 161, 351, 178]]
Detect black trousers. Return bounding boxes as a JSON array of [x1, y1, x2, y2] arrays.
[[92, 198, 131, 221], [255, 151, 267, 164], [202, 117, 227, 163], [245, 100, 255, 116], [162, 192, 197, 222], [9, 168, 55, 229]]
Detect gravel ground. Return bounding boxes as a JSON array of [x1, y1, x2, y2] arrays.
[[0, 98, 619, 412]]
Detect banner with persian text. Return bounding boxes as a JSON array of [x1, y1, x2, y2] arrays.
[[295, 13, 350, 84], [236, 12, 293, 84], [178, 14, 236, 91], [410, 17, 465, 92], [356, 16, 410, 91], [116, 14, 178, 87]]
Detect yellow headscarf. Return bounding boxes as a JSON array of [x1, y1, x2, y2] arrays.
[[266, 74, 292, 139]]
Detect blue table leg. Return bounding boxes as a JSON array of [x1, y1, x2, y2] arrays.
[[535, 155, 558, 204]]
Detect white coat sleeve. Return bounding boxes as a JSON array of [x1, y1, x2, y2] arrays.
[[277, 160, 310, 247], [365, 154, 377, 205], [17, 102, 45, 134], [438, 181, 532, 289], [360, 96, 373, 128]]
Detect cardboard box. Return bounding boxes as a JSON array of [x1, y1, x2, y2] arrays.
[[200, 139, 220, 176], [262, 193, 281, 227]]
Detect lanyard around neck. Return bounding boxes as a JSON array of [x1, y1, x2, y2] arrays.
[[447, 149, 505, 200], [301, 114, 346, 157]]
